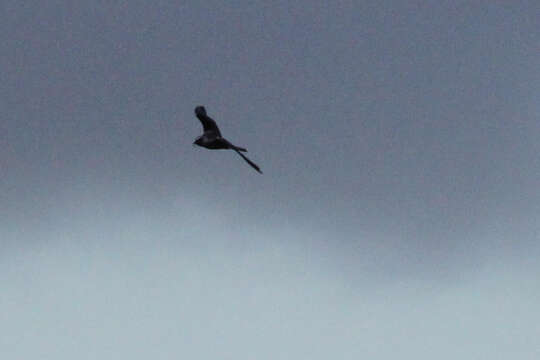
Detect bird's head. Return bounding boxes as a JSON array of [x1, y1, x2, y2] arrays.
[[193, 136, 203, 147], [194, 106, 207, 117]]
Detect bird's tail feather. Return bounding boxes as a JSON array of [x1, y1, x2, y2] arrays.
[[224, 140, 247, 152], [233, 149, 262, 174]]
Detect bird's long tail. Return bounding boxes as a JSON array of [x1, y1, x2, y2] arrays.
[[233, 145, 247, 152], [233, 149, 262, 174], [224, 139, 247, 152]]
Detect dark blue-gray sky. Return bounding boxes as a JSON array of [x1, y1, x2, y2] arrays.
[[2, 1, 539, 358]]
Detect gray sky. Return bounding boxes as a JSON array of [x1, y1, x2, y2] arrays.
[[1, 1, 539, 358]]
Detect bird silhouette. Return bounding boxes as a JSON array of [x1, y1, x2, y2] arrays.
[[193, 106, 262, 174]]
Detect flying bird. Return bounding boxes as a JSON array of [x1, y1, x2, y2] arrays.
[[193, 106, 262, 174]]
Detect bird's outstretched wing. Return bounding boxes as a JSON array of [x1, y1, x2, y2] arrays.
[[233, 149, 262, 174], [195, 106, 221, 136]]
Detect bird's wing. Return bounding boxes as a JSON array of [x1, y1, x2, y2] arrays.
[[196, 113, 222, 136]]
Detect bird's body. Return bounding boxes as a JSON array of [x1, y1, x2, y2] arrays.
[[193, 106, 262, 173]]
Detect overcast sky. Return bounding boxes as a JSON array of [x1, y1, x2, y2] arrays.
[[1, 1, 539, 358]]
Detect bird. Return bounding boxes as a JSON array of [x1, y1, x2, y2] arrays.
[[193, 106, 262, 174]]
